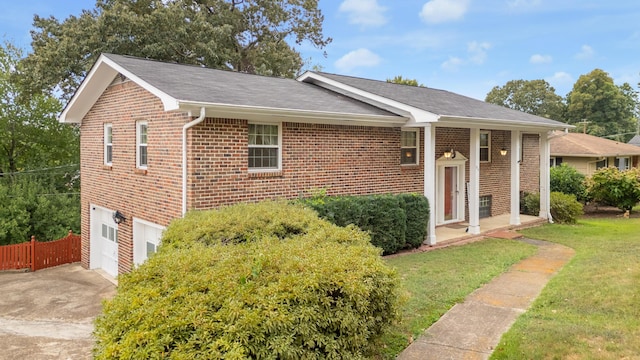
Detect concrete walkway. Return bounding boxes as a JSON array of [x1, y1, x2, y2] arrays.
[[397, 234, 575, 360]]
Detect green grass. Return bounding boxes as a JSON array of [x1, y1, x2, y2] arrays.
[[380, 238, 537, 358], [491, 218, 640, 359]]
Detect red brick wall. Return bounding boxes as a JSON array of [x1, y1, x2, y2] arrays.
[[188, 119, 425, 209], [80, 80, 187, 273], [520, 133, 541, 194]]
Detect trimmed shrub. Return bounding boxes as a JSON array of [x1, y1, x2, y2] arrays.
[[398, 193, 429, 248], [94, 202, 400, 359], [549, 192, 583, 224], [519, 192, 583, 224], [587, 167, 640, 211], [521, 192, 540, 216], [161, 201, 326, 248], [550, 164, 588, 202], [301, 193, 430, 254]]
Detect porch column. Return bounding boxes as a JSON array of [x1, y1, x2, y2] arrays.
[[510, 130, 521, 225], [539, 132, 552, 221], [468, 128, 480, 234], [424, 124, 437, 245]]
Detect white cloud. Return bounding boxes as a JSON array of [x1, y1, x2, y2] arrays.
[[530, 54, 552, 64], [334, 48, 382, 72], [339, 0, 388, 27], [468, 41, 491, 64], [419, 0, 470, 24], [575, 45, 595, 60], [441, 56, 464, 71], [546, 71, 574, 87]]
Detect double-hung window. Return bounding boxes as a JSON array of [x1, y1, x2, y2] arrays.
[[136, 121, 148, 169], [104, 123, 113, 166], [401, 129, 419, 165], [480, 131, 491, 162], [248, 123, 281, 171]]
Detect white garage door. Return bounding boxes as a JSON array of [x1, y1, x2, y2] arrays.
[[91, 206, 119, 278], [133, 218, 164, 266]]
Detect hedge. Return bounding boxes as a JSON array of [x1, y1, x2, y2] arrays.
[[520, 191, 583, 224], [300, 193, 430, 254], [94, 201, 400, 359]]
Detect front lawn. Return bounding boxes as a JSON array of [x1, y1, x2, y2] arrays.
[[492, 218, 640, 359], [381, 239, 537, 358]]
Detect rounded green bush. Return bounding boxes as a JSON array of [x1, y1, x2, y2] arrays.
[[550, 164, 588, 202], [520, 192, 583, 224], [549, 192, 583, 224], [94, 202, 400, 359]]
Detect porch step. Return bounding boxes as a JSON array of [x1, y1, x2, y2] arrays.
[[485, 230, 523, 239]]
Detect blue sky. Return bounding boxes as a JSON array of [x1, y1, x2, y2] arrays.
[[2, 0, 640, 100]]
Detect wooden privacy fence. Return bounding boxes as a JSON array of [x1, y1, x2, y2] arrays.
[[0, 230, 81, 272]]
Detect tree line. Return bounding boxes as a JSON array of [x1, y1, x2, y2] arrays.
[[485, 70, 639, 141]]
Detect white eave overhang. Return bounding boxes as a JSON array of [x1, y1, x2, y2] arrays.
[[177, 101, 407, 127], [297, 71, 439, 124], [437, 115, 574, 132]]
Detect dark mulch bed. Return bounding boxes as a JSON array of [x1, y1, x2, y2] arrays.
[[582, 203, 637, 219]]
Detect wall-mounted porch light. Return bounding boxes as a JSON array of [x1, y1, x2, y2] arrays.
[[113, 210, 126, 224], [500, 148, 508, 156], [443, 148, 456, 159]]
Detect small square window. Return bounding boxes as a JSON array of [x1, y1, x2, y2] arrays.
[[401, 130, 419, 165]]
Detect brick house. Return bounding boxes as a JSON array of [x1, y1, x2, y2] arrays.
[[60, 54, 569, 278], [550, 131, 640, 175]]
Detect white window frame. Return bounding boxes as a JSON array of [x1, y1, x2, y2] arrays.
[[136, 121, 148, 169], [615, 157, 630, 170], [401, 129, 419, 165], [248, 122, 282, 172], [480, 130, 491, 163], [104, 123, 113, 166]]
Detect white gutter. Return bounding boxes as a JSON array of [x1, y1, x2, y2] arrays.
[[182, 107, 206, 216]]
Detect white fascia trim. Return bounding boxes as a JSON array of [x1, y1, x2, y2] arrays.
[[177, 101, 408, 127], [297, 72, 439, 124], [59, 54, 178, 124], [437, 115, 573, 131]]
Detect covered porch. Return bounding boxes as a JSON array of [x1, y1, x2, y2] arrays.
[[435, 213, 546, 244]]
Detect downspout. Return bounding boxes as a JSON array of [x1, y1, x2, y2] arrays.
[[182, 107, 206, 216]]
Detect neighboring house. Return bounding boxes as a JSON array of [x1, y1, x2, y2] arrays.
[[60, 54, 569, 277], [628, 134, 640, 147], [549, 131, 640, 176]]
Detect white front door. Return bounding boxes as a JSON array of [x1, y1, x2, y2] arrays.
[[436, 153, 468, 225]]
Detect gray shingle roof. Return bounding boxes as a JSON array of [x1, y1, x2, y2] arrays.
[[628, 134, 640, 146], [103, 54, 396, 117], [314, 72, 568, 127]]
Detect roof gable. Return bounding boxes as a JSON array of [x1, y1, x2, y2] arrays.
[[300, 71, 570, 130], [60, 54, 402, 125]]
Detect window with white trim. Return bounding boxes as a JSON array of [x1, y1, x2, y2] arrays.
[[136, 121, 148, 169], [401, 129, 419, 165], [248, 123, 280, 170], [480, 131, 491, 162], [595, 158, 607, 170], [615, 157, 630, 170], [104, 123, 113, 165]]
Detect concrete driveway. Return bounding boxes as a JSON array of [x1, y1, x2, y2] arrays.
[[0, 264, 116, 360]]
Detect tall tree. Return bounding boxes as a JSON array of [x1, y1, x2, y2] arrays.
[[19, 0, 331, 99], [565, 69, 636, 139], [485, 79, 565, 120], [387, 75, 424, 87], [0, 42, 78, 176]]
